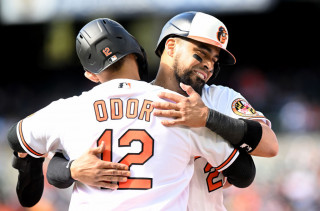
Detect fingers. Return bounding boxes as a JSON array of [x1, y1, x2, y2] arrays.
[[179, 82, 193, 96], [159, 119, 180, 127], [180, 82, 199, 97], [152, 101, 180, 119], [95, 169, 130, 189], [152, 109, 185, 127], [97, 168, 131, 177], [99, 175, 128, 182], [156, 83, 196, 102], [98, 161, 129, 170], [153, 109, 181, 118], [17, 152, 28, 158], [157, 91, 185, 103], [97, 141, 106, 152], [90, 141, 106, 155], [99, 182, 119, 190]]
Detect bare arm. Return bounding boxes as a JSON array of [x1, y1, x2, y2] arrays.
[[249, 120, 278, 157], [152, 83, 278, 157], [47, 141, 131, 189]]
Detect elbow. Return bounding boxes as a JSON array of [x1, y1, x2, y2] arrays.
[[224, 153, 256, 188], [250, 138, 279, 158], [229, 165, 256, 188], [46, 153, 75, 189], [46, 177, 73, 189], [227, 171, 255, 188], [269, 141, 279, 157], [265, 132, 279, 157], [46, 170, 74, 189], [252, 124, 279, 157]]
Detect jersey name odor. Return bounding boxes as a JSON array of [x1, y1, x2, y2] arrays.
[[93, 98, 154, 122]]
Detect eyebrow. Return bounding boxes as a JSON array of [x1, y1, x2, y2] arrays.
[[195, 43, 220, 61]]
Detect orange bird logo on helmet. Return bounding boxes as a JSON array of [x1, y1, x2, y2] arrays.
[[217, 26, 228, 44]]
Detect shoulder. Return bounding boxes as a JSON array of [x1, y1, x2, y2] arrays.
[[202, 84, 240, 97], [201, 84, 242, 108]]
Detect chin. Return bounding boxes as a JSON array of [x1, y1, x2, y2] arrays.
[[190, 80, 205, 95]]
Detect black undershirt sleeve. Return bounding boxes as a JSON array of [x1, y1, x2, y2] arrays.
[[12, 152, 44, 207], [222, 150, 256, 188], [7, 122, 26, 152], [46, 152, 75, 189]]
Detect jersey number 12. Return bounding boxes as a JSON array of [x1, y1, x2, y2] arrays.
[[97, 129, 154, 190]]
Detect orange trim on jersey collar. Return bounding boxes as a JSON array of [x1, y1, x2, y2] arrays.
[[18, 120, 44, 157]]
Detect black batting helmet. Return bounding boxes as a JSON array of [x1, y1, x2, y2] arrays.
[[76, 18, 148, 79]]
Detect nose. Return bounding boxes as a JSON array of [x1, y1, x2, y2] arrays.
[[203, 59, 214, 74]]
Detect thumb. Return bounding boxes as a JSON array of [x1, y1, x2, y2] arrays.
[[180, 82, 195, 96], [90, 141, 106, 155], [18, 152, 28, 158]]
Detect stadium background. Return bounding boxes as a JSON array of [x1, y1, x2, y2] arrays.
[[0, 0, 319, 210]]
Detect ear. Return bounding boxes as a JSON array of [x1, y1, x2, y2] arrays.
[[84, 71, 100, 83], [164, 38, 176, 57]]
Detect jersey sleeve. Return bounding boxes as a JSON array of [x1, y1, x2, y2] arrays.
[[222, 89, 271, 128], [189, 128, 239, 172], [16, 99, 68, 158]]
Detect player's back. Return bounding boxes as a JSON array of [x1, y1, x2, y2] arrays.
[[19, 79, 235, 210], [57, 79, 207, 210]]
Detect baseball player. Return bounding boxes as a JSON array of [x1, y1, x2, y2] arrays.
[[151, 11, 278, 210], [7, 18, 255, 210], [34, 12, 274, 210]]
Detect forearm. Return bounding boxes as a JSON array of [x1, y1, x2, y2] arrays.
[[46, 152, 75, 189], [47, 147, 131, 190], [249, 121, 278, 157], [222, 150, 256, 188]]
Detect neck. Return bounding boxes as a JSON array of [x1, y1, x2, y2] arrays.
[[99, 55, 140, 83]]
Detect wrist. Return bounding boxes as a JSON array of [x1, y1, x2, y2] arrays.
[[203, 106, 210, 127], [67, 160, 76, 180], [205, 108, 245, 145]]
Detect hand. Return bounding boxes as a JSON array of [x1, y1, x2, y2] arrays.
[[18, 152, 28, 158], [70, 141, 130, 189], [223, 179, 233, 189], [152, 83, 209, 127]]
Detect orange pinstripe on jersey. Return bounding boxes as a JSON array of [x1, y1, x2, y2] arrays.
[[18, 120, 44, 157]]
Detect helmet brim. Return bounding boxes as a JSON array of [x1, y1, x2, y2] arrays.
[[187, 35, 236, 65]]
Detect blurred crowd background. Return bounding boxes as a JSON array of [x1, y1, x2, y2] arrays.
[[1, 0, 319, 210]]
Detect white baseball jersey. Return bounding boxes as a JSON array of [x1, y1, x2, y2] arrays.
[[188, 84, 271, 211], [16, 79, 239, 211]]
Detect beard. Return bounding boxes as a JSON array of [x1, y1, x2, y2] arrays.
[[172, 57, 205, 95]]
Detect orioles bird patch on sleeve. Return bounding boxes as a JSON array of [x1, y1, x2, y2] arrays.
[[231, 98, 258, 117]]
